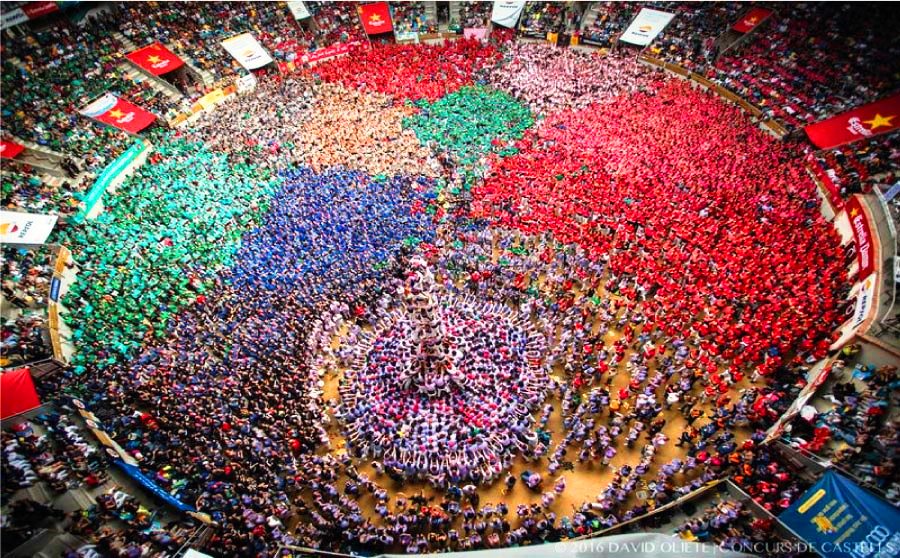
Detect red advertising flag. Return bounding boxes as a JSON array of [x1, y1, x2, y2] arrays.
[[805, 93, 900, 150], [21, 1, 59, 19], [80, 93, 157, 134], [0, 140, 25, 159], [126, 42, 184, 76], [731, 7, 773, 33], [358, 2, 393, 35], [0, 368, 42, 420], [846, 196, 876, 279]]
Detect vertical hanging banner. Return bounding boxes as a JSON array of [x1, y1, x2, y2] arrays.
[[491, 0, 526, 29], [80, 93, 157, 134], [358, 2, 393, 35], [0, 210, 58, 245], [805, 93, 900, 149], [221, 33, 275, 70], [779, 470, 900, 558], [0, 139, 25, 159], [620, 8, 676, 46], [126, 42, 184, 76], [846, 196, 876, 279], [731, 7, 773, 33], [287, 1, 310, 20]]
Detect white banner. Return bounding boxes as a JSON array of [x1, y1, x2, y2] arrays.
[[221, 33, 274, 70], [849, 273, 877, 330], [287, 1, 310, 20], [395, 31, 419, 43], [236, 73, 257, 93], [830, 272, 878, 349], [620, 8, 675, 46], [491, 0, 526, 29], [0, 210, 58, 245], [1, 8, 28, 30]]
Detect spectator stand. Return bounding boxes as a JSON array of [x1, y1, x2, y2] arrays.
[[579, 2, 634, 49], [1, 244, 74, 373], [775, 336, 900, 504], [710, 4, 775, 64], [1, 139, 95, 221], [668, 480, 814, 554], [1, 400, 206, 558]]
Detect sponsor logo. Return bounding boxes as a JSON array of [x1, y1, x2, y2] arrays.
[[812, 514, 837, 534], [81, 94, 119, 118], [850, 206, 871, 272], [743, 16, 759, 27], [369, 13, 387, 27], [847, 113, 895, 138], [0, 222, 19, 235], [107, 108, 136, 124], [145, 54, 171, 70]]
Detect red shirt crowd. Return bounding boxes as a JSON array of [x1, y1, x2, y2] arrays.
[[473, 78, 847, 371], [309, 39, 500, 102]]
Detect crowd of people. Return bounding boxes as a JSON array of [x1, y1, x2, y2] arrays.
[[1, 247, 55, 366], [337, 257, 549, 485], [474, 77, 847, 370], [781, 352, 899, 502], [708, 2, 900, 130], [488, 43, 660, 114], [3, 6, 897, 558], [307, 39, 501, 102], [455, 1, 492, 30], [55, 135, 281, 372], [391, 2, 431, 35]]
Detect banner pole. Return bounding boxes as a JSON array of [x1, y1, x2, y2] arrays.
[[357, 6, 373, 47]]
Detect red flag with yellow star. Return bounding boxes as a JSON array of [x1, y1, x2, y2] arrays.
[[731, 7, 773, 33], [358, 2, 393, 35], [80, 93, 157, 134], [805, 93, 900, 149], [125, 42, 184, 76]]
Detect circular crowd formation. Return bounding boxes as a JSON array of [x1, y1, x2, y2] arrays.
[[338, 261, 548, 485], [7, 9, 896, 556]]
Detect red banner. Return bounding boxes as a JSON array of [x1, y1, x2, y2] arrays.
[[126, 42, 184, 76], [732, 7, 773, 33], [846, 196, 876, 279], [359, 2, 393, 35], [808, 157, 845, 212], [80, 93, 156, 134], [0, 140, 25, 159], [21, 1, 59, 19], [805, 93, 900, 150], [0, 368, 41, 420]]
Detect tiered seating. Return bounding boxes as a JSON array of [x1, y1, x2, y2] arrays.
[[391, 1, 431, 34], [711, 3, 900, 130], [518, 1, 576, 37], [581, 2, 636, 47], [651, 2, 744, 69], [1, 411, 192, 558], [456, 1, 492, 29], [1, 247, 55, 367], [812, 133, 899, 200], [306, 1, 366, 45], [783, 350, 899, 502]]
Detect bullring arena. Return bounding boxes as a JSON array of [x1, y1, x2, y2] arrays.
[[1, 2, 898, 558]]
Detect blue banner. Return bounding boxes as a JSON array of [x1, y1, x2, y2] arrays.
[[779, 470, 900, 558], [113, 460, 195, 513], [50, 277, 61, 302]]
